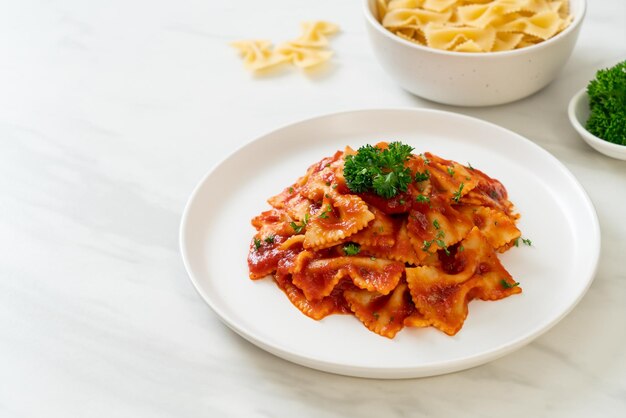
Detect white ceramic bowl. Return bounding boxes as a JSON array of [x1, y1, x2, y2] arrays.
[[364, 0, 586, 106], [568, 88, 626, 160]]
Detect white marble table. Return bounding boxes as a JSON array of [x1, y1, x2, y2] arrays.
[[1, 0, 625, 416]]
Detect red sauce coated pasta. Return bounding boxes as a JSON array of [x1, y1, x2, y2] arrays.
[[247, 143, 522, 338]]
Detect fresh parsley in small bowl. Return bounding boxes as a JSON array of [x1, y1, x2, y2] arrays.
[[568, 60, 626, 160]]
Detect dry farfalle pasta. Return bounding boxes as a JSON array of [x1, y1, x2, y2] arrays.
[[231, 21, 339, 72], [378, 0, 572, 52]]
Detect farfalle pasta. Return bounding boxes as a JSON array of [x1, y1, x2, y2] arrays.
[[377, 0, 572, 52], [247, 142, 525, 338], [231, 21, 339, 72]]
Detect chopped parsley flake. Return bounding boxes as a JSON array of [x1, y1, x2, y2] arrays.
[[435, 239, 450, 255], [452, 182, 465, 203], [343, 242, 361, 256], [433, 219, 441, 229], [522, 237, 532, 246], [290, 213, 309, 234], [447, 166, 455, 177], [253, 238, 262, 250], [264, 235, 275, 244], [415, 194, 430, 204], [414, 170, 430, 182], [501, 279, 520, 289], [318, 204, 332, 219]]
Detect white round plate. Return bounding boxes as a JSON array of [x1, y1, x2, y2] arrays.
[[180, 108, 600, 379]]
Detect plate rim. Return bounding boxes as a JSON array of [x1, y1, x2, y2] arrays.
[[179, 107, 601, 379]]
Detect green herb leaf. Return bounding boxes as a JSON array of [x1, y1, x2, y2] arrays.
[[433, 219, 441, 230], [414, 170, 430, 182], [586, 60, 626, 145], [318, 204, 332, 219], [415, 194, 430, 204], [290, 213, 309, 234], [343, 242, 361, 256], [264, 235, 275, 244], [344, 142, 414, 198], [253, 238, 262, 250], [522, 237, 532, 246], [501, 279, 520, 289], [452, 182, 465, 203]]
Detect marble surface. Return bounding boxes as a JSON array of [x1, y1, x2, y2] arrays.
[[1, 0, 625, 416]]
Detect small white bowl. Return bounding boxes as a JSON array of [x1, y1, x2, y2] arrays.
[[363, 0, 586, 106], [568, 88, 626, 160]]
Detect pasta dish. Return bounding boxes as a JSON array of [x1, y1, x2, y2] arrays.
[[247, 142, 523, 338]]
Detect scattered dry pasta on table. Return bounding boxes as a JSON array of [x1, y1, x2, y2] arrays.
[[231, 21, 339, 72], [247, 142, 525, 339], [377, 0, 572, 52]]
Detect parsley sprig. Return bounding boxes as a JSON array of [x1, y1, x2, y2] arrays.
[[344, 142, 414, 199]]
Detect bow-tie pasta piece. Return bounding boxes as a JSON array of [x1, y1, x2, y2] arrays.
[[232, 21, 339, 72], [292, 21, 339, 48], [230, 40, 289, 71]]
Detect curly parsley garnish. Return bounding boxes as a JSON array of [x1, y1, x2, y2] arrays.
[[344, 142, 414, 198]]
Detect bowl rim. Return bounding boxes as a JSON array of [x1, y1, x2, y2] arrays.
[[568, 87, 626, 154], [363, 0, 587, 58]]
